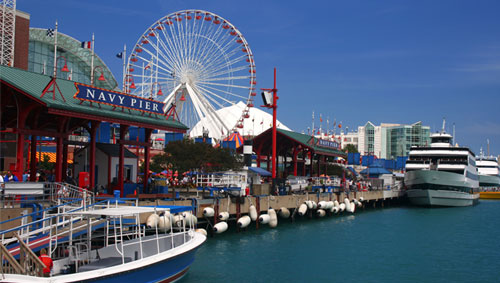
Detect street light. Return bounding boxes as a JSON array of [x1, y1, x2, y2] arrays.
[[92, 66, 106, 85], [56, 56, 69, 75], [151, 81, 163, 97]]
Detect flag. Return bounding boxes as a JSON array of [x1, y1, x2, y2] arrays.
[[320, 114, 323, 122], [46, 28, 54, 37], [116, 52, 123, 59], [81, 41, 91, 49]]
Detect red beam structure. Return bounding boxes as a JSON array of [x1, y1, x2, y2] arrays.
[[143, 128, 153, 194], [118, 125, 129, 197], [1, 65, 188, 196], [89, 121, 100, 192]]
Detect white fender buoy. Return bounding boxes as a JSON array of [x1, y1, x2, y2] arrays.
[[278, 207, 290, 218], [249, 205, 258, 221], [158, 214, 171, 232], [312, 201, 317, 210], [339, 203, 346, 212], [195, 228, 207, 236], [305, 201, 313, 209], [359, 197, 364, 202], [259, 214, 270, 224], [325, 201, 334, 210], [350, 202, 356, 213], [237, 215, 251, 228], [174, 214, 184, 227], [146, 213, 159, 228], [213, 222, 228, 234], [317, 209, 326, 217], [203, 207, 215, 217], [218, 211, 230, 221], [268, 209, 278, 228], [318, 201, 327, 209], [184, 213, 198, 226], [332, 206, 339, 214], [298, 203, 308, 216], [355, 199, 362, 208], [334, 200, 339, 207]]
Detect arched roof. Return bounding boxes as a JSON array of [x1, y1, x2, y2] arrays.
[[29, 28, 118, 90]]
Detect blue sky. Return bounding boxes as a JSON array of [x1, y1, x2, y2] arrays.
[[18, 0, 500, 155]]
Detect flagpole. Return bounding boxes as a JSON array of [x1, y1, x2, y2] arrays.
[[52, 21, 58, 77], [90, 33, 95, 85], [122, 44, 126, 92], [312, 110, 315, 137]]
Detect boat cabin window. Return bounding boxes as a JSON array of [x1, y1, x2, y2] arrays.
[[431, 136, 451, 144]]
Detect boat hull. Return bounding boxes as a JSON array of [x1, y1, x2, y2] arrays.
[[478, 174, 500, 187], [1, 232, 206, 283], [405, 170, 479, 207], [479, 191, 500, 199]]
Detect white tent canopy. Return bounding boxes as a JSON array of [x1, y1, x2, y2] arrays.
[[189, 101, 290, 141]]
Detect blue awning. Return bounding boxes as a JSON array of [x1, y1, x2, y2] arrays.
[[248, 167, 272, 176]]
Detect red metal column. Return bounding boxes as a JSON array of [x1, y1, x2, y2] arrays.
[[89, 121, 100, 193], [143, 128, 152, 194], [30, 135, 37, 181], [271, 69, 277, 179], [302, 150, 306, 176], [118, 125, 129, 197], [55, 117, 68, 182], [107, 155, 111, 194], [55, 136, 63, 182], [62, 136, 68, 181], [293, 146, 299, 176], [15, 113, 29, 180]]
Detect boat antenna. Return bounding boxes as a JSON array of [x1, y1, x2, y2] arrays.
[[441, 118, 446, 134], [452, 123, 455, 146], [487, 138, 490, 156]]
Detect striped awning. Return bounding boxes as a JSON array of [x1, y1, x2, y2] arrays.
[[33, 152, 73, 164]]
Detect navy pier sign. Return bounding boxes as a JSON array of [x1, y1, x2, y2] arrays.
[[74, 83, 165, 115], [316, 138, 340, 150]]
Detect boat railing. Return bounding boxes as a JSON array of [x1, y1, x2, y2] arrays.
[[0, 232, 46, 277], [0, 199, 109, 250]]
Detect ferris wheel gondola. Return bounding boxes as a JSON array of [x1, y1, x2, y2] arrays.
[[125, 10, 256, 140]]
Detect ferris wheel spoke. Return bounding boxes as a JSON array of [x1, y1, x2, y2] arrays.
[[187, 84, 230, 132], [194, 84, 239, 107], [203, 65, 250, 80], [127, 10, 255, 139], [197, 83, 249, 100]]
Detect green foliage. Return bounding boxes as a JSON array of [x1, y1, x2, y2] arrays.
[[38, 154, 54, 171], [147, 138, 242, 173], [343, 144, 358, 153]]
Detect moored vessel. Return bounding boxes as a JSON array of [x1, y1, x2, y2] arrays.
[[404, 121, 479, 207], [476, 149, 500, 199]]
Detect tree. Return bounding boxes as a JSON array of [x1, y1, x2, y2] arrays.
[[343, 144, 358, 153], [146, 138, 242, 173]]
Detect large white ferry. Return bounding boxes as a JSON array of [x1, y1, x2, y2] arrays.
[[476, 150, 500, 188], [404, 124, 479, 207]]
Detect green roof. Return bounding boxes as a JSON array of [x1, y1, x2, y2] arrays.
[[277, 128, 347, 157], [0, 65, 188, 131]]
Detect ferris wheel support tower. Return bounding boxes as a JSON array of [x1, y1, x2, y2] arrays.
[[0, 0, 16, 66]]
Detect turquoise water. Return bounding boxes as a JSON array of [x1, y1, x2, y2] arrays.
[[184, 201, 500, 282]]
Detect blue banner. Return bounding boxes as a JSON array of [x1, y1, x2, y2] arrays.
[[73, 83, 165, 115], [316, 138, 340, 150]]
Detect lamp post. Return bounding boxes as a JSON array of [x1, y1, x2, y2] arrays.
[[92, 66, 106, 86], [124, 74, 136, 93], [260, 68, 278, 181], [56, 56, 69, 77], [151, 81, 163, 98]]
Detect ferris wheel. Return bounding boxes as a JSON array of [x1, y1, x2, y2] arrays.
[[125, 9, 256, 140]]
